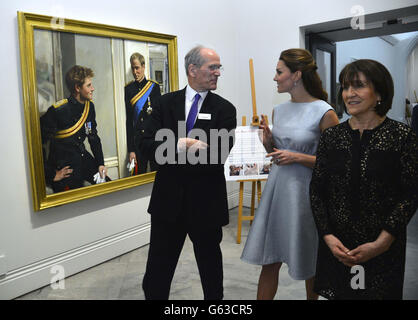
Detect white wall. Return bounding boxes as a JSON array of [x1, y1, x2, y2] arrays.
[[232, 0, 417, 122], [0, 0, 416, 299], [395, 36, 418, 122], [407, 45, 418, 103], [337, 37, 396, 78]]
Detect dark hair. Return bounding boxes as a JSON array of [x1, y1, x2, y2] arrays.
[[279, 48, 328, 102], [337, 59, 394, 116], [65, 65, 94, 94]]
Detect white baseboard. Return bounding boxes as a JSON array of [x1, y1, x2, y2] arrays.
[[0, 224, 150, 300], [1, 191, 248, 300]]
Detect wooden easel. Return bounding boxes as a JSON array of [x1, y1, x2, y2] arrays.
[[236, 116, 267, 244], [249, 58, 260, 127], [236, 59, 267, 244]]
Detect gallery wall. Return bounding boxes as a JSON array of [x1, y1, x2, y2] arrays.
[[0, 0, 416, 299], [407, 45, 418, 103]]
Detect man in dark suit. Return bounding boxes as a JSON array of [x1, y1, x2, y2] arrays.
[[141, 46, 237, 300], [125, 52, 161, 175]]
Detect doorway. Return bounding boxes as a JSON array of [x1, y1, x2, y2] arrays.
[[302, 5, 418, 122]]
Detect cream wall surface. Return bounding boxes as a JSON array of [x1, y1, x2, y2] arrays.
[[0, 0, 416, 299]]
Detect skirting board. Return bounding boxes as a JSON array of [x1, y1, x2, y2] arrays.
[[0, 224, 150, 300], [1, 190, 246, 300]]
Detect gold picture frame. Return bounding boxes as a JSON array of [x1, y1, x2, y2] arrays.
[[18, 12, 178, 211]]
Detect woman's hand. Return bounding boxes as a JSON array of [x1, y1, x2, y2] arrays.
[[347, 230, 395, 264], [267, 148, 297, 165], [345, 243, 382, 264], [323, 234, 357, 267], [259, 114, 273, 150]]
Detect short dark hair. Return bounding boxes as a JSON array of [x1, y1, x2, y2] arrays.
[[337, 59, 394, 116], [65, 65, 94, 94]]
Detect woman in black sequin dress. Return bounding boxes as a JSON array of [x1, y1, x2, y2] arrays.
[[310, 59, 418, 299]]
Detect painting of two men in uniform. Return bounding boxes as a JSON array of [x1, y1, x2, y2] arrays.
[[34, 29, 170, 194]]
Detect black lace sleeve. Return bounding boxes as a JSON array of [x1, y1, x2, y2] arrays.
[[382, 130, 418, 236], [310, 129, 332, 237]]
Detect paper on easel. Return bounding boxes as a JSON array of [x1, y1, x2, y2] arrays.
[[224, 125, 272, 181]]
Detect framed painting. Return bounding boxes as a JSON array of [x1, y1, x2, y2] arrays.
[[18, 12, 178, 210]]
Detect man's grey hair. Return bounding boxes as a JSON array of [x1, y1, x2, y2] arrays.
[[184, 45, 207, 76]]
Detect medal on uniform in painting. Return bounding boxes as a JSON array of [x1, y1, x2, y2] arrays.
[[146, 97, 152, 115], [85, 121, 92, 134]]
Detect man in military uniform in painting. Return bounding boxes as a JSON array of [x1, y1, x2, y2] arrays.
[[41, 65, 108, 193], [125, 52, 161, 175]]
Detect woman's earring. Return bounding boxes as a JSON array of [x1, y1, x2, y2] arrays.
[[377, 100, 382, 105]]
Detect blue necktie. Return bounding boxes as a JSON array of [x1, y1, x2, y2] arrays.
[[186, 93, 201, 135]]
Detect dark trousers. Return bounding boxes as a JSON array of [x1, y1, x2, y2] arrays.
[[134, 144, 158, 174], [142, 216, 224, 300], [137, 154, 158, 174], [51, 152, 97, 192]]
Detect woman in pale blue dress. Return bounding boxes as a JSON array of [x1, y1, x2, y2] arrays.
[[241, 49, 339, 299]]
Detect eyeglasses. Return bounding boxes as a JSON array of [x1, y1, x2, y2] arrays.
[[208, 64, 224, 72]]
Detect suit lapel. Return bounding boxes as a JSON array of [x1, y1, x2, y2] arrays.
[[170, 88, 186, 124]]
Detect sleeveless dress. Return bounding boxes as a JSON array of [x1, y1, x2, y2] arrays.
[[241, 100, 333, 280]]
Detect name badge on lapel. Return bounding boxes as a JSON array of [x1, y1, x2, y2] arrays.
[[198, 113, 211, 120]]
